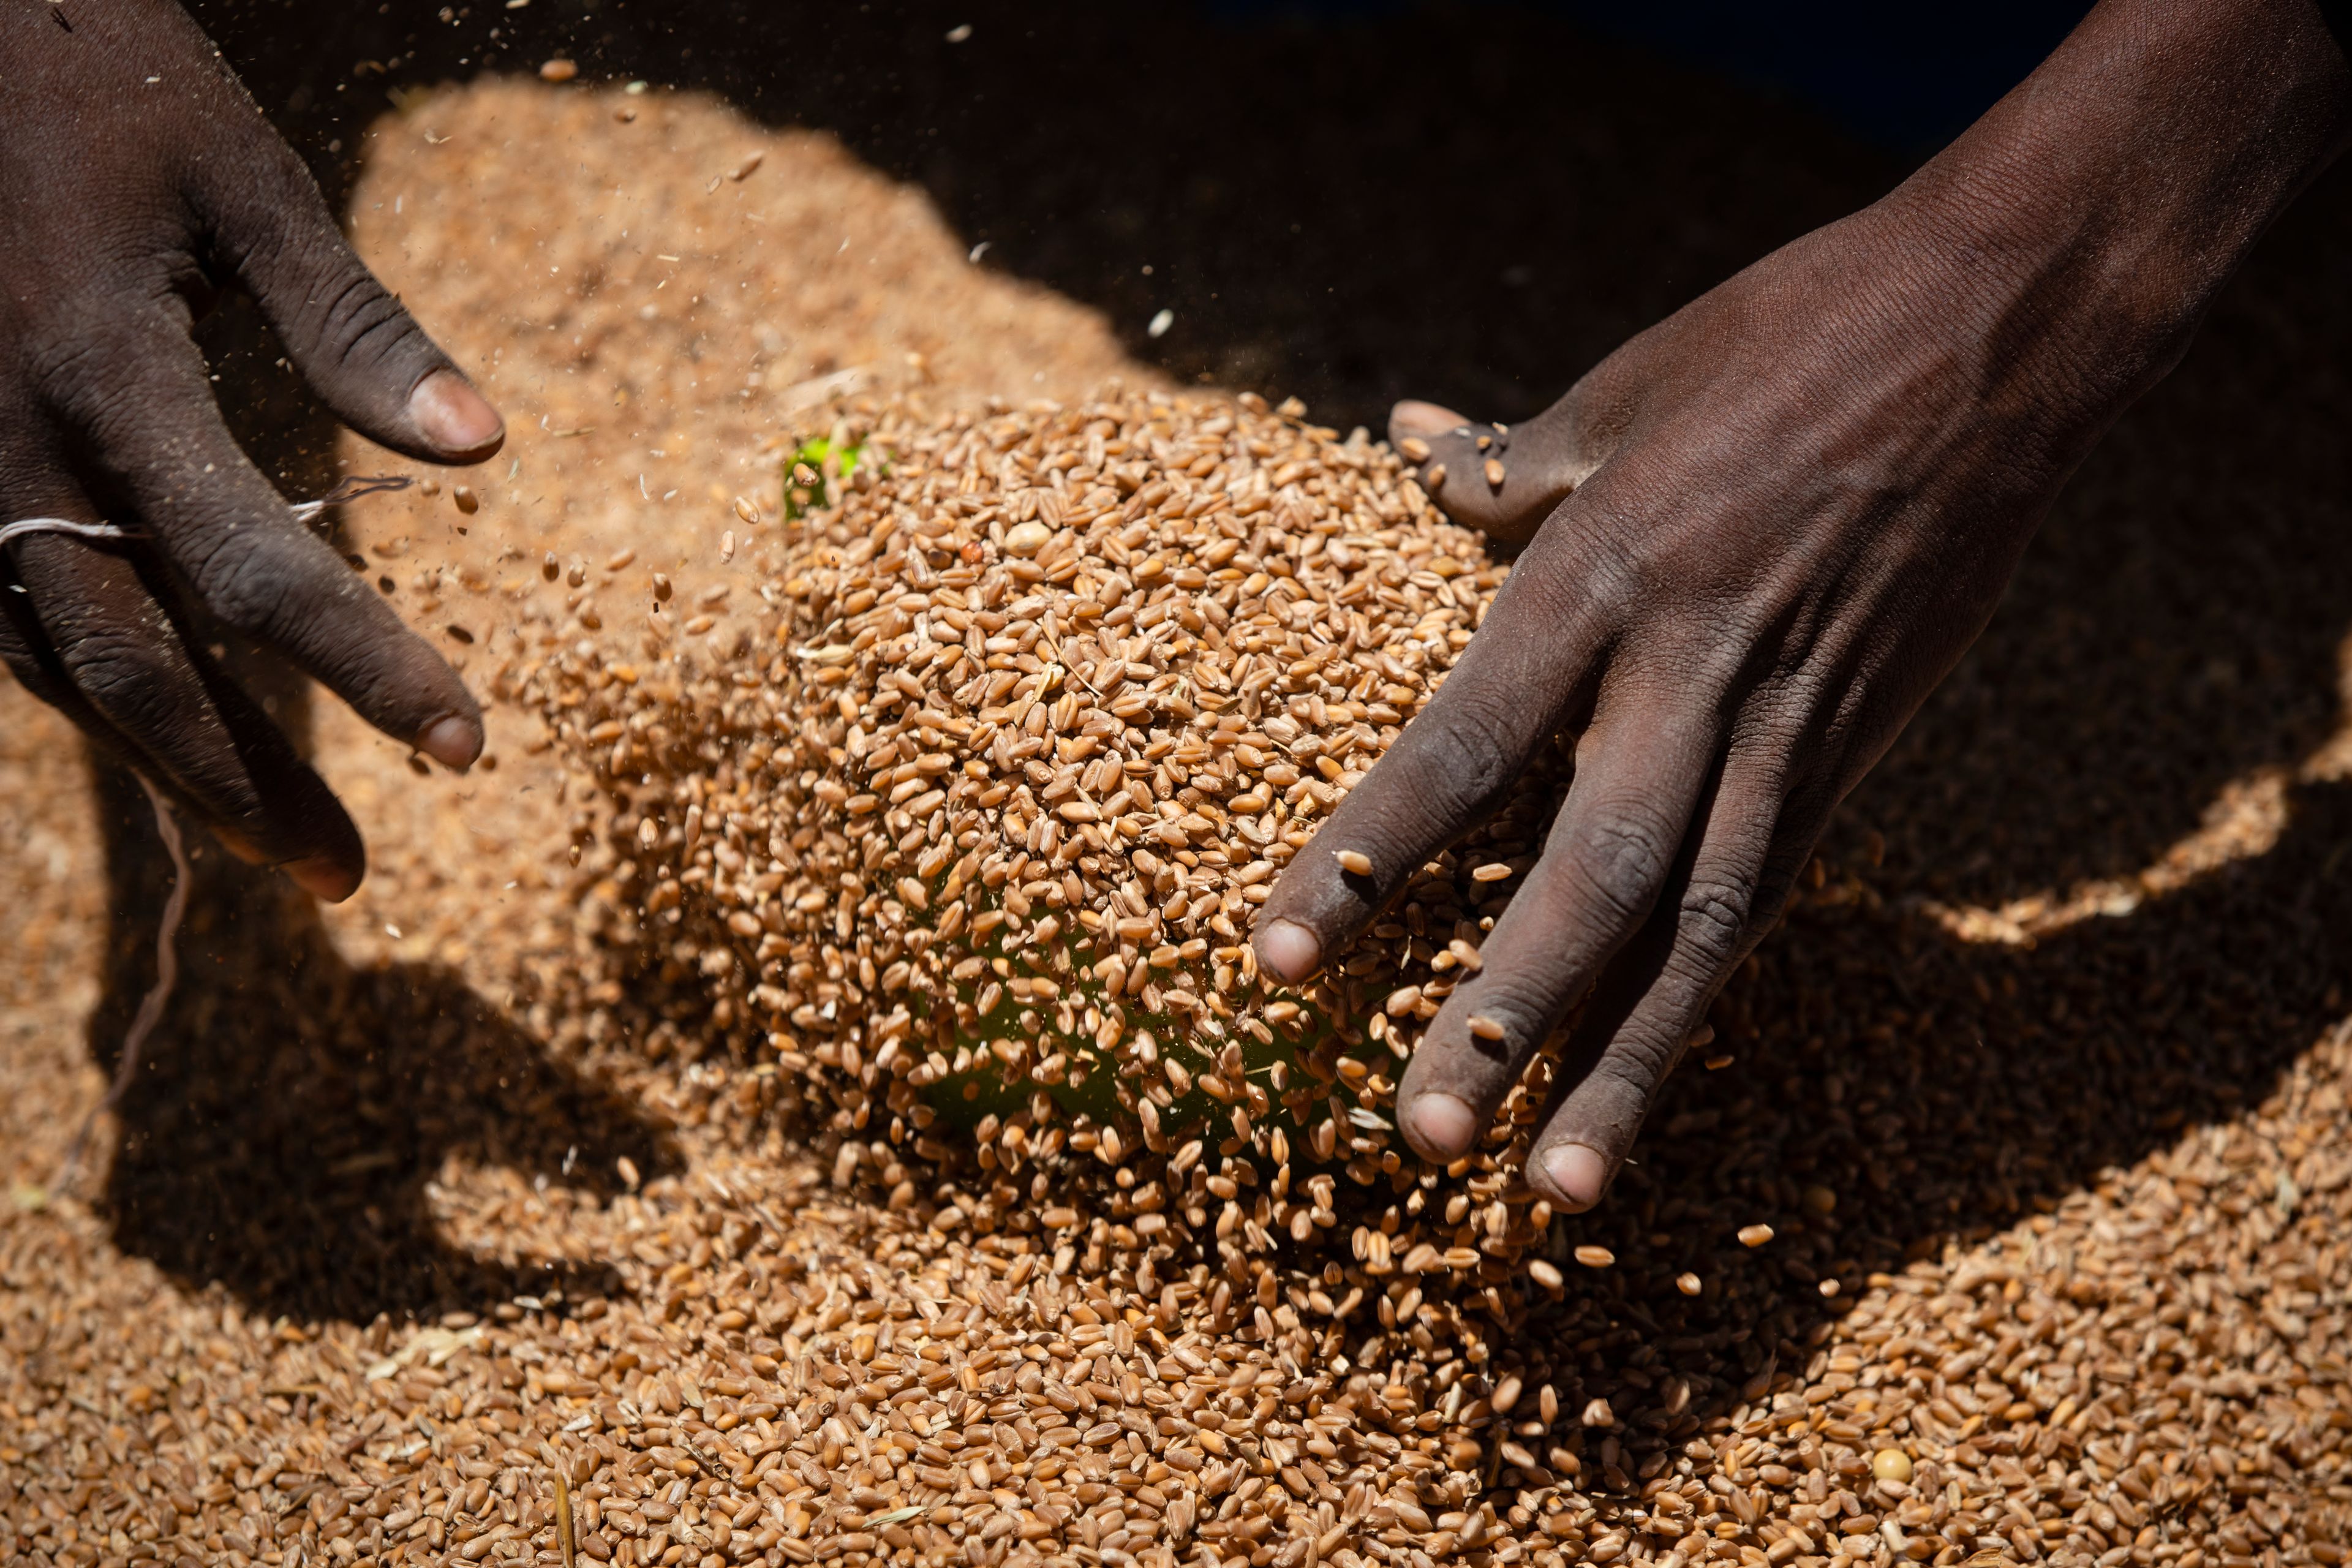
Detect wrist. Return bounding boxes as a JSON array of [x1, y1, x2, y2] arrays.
[[1879, 0, 2350, 415]]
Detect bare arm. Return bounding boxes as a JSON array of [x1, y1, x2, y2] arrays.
[[1256, 0, 2352, 1210]]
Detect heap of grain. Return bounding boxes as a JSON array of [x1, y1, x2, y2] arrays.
[[533, 387, 1581, 1298]]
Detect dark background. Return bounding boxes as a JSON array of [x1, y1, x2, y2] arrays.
[[1209, 0, 2095, 149], [189, 0, 2106, 439]]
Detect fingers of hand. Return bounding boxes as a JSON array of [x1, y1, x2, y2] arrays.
[[1254, 509, 1628, 983], [4, 529, 364, 897], [1395, 699, 1721, 1165], [1254, 627, 1583, 986], [48, 336, 485, 765], [1525, 766, 1803, 1212], [1253, 709, 1520, 982], [190, 518, 484, 767], [206, 145, 503, 462]]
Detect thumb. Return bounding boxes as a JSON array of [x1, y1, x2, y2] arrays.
[[1390, 368, 1630, 546], [203, 135, 504, 464]]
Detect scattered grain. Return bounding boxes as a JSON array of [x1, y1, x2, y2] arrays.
[[2, 67, 2345, 1568], [538, 385, 1575, 1298]]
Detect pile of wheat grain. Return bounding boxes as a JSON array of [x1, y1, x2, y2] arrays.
[[529, 388, 1594, 1309]]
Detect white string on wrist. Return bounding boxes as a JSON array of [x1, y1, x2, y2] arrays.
[[0, 516, 134, 549], [0, 472, 412, 552]]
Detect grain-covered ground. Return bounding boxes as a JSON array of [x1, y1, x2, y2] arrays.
[[6, 59, 2352, 1568]]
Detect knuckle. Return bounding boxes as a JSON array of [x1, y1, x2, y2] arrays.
[[213, 135, 339, 257], [28, 320, 163, 423], [1591, 1028, 1680, 1110], [1550, 509, 1648, 616], [1569, 1055, 1667, 1148], [1401, 684, 1525, 818], [56, 628, 184, 726], [1565, 802, 1676, 925], [187, 535, 263, 625], [1675, 874, 1754, 972], [23, 332, 105, 409], [191, 527, 306, 632], [312, 266, 428, 369], [1507, 526, 1634, 636]]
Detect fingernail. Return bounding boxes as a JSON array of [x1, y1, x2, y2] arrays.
[[284, 854, 361, 903], [1255, 917, 1321, 983], [1538, 1144, 1611, 1212], [417, 713, 483, 769], [1390, 398, 1471, 440], [1402, 1092, 1477, 1161], [409, 369, 505, 458]]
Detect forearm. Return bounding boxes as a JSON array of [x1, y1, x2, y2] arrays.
[[1879, 0, 2351, 423]]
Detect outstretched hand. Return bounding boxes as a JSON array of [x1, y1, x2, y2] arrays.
[[1254, 0, 2352, 1210], [0, 0, 503, 899], [1257, 202, 2070, 1212]]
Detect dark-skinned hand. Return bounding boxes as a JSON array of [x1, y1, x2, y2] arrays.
[[1255, 0, 2351, 1210], [0, 0, 503, 900]]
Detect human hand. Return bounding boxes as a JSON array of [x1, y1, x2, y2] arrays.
[[0, 0, 503, 900], [1255, 0, 2351, 1210]]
